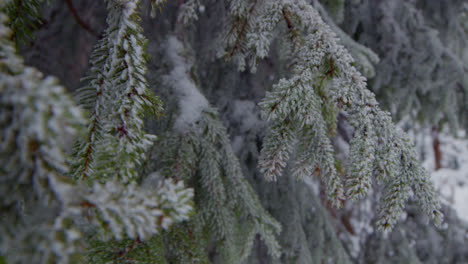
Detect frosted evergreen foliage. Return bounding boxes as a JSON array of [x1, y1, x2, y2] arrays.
[[74, 0, 163, 183], [1, 4, 193, 263], [342, 0, 468, 129], [221, 0, 442, 230], [360, 203, 468, 264], [3, 0, 461, 262], [85, 179, 193, 241], [312, 0, 379, 79], [0, 25, 83, 206], [0, 66, 81, 216], [156, 36, 281, 262], [253, 176, 352, 264], [178, 0, 200, 25], [68, 178, 193, 264], [0, 10, 84, 263]]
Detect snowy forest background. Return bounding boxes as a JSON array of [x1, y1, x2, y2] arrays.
[[1, 0, 468, 263]]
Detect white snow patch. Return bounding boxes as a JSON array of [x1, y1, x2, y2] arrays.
[[165, 36, 208, 133], [231, 135, 244, 155], [232, 100, 263, 133], [199, 5, 205, 13], [407, 126, 468, 223]]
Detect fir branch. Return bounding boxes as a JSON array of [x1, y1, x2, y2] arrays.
[[86, 179, 194, 240], [177, 0, 200, 25], [0, 8, 85, 262], [226, 0, 442, 230], [160, 35, 281, 261], [227, 0, 257, 58], [1, 5, 193, 263], [4, 0, 43, 46], [73, 0, 163, 183]]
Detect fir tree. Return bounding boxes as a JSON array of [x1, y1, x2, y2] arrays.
[[2, 0, 467, 263]]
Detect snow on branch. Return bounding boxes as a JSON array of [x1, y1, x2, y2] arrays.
[[345, 0, 467, 130], [0, 5, 193, 263], [160, 35, 281, 261], [312, 0, 379, 78], [223, 0, 443, 231], [1, 9, 84, 262], [178, 0, 201, 25], [84, 179, 193, 240], [0, 11, 85, 205], [165, 36, 209, 133], [73, 0, 163, 183]]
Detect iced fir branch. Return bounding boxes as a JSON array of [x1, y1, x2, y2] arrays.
[[0, 79, 82, 261], [65, 176, 194, 263], [218, 120, 282, 259], [200, 109, 282, 260], [72, 35, 109, 181], [218, 0, 258, 71], [160, 35, 281, 260], [0, 12, 85, 206], [312, 0, 379, 78], [92, 0, 164, 181], [258, 68, 345, 207], [158, 108, 282, 261], [217, 0, 306, 70], [273, 177, 352, 263], [0, 64, 192, 261], [1, 176, 193, 264], [2, 172, 193, 264], [157, 133, 199, 182], [291, 0, 441, 229], [0, 7, 193, 263], [178, 0, 202, 25], [83, 178, 194, 241], [1, 195, 84, 264], [73, 0, 163, 183], [345, 0, 467, 129], [148, 0, 205, 25], [243, 0, 283, 71], [0, 8, 85, 262], [226, 0, 442, 230]]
